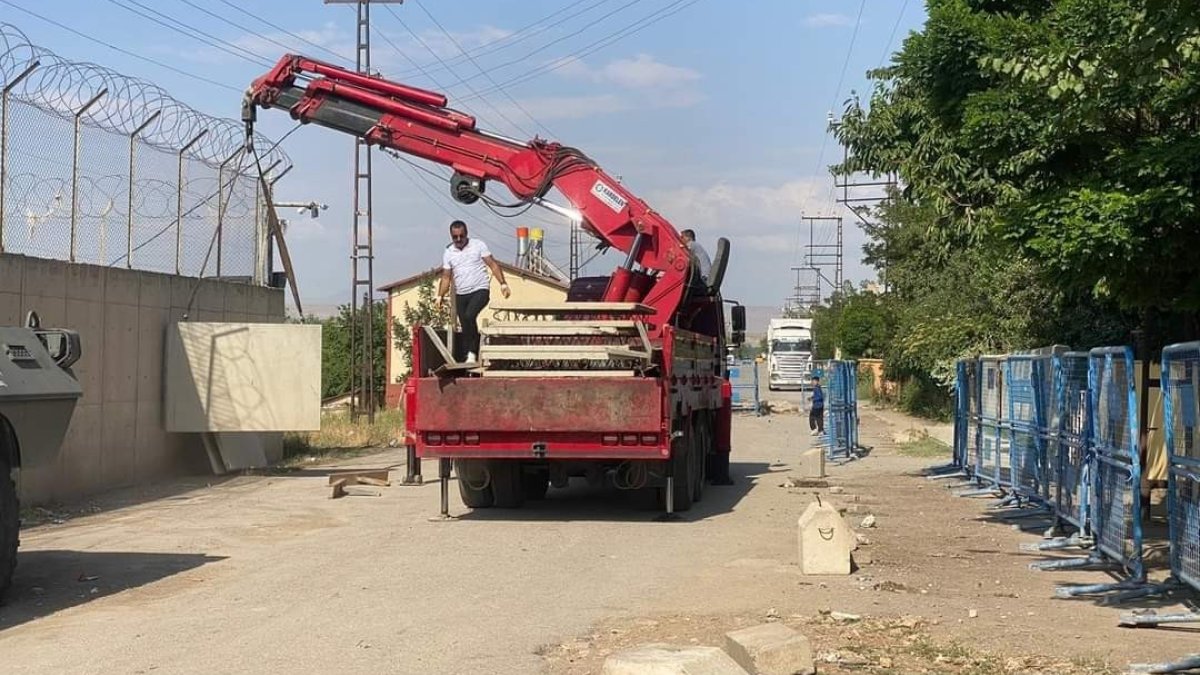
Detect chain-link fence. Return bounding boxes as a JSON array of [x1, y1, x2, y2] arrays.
[[0, 23, 290, 280]]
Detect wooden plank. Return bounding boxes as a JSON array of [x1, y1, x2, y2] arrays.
[[327, 470, 390, 486], [422, 325, 457, 364], [480, 370, 638, 378], [330, 478, 348, 499], [481, 345, 651, 361], [490, 302, 655, 315], [481, 322, 641, 337], [606, 347, 652, 360]]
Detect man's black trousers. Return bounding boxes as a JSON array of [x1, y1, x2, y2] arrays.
[[454, 288, 490, 361]]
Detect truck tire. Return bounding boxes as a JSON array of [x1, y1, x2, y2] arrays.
[[490, 461, 526, 509], [522, 468, 550, 501], [0, 462, 17, 600], [454, 459, 494, 508], [692, 413, 709, 503], [659, 418, 694, 512]]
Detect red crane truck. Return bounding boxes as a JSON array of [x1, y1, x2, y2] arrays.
[[244, 55, 746, 516]]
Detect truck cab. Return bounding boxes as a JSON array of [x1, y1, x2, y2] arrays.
[[766, 318, 814, 391]]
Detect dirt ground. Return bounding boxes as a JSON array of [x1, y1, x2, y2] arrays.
[[0, 398, 1195, 674]]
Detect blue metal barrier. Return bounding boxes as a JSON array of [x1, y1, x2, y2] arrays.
[[728, 360, 762, 415], [1051, 352, 1093, 534], [1121, 342, 1200, 632], [1040, 346, 1146, 596], [822, 360, 859, 461], [976, 357, 1008, 488], [1005, 355, 1045, 503]]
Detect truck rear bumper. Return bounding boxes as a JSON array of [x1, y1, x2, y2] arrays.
[[409, 376, 671, 461]]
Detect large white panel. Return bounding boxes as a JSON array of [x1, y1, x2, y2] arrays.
[[165, 322, 321, 432]]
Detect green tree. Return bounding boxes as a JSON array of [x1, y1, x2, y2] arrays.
[[320, 299, 389, 401], [392, 279, 451, 376], [835, 0, 1200, 346]]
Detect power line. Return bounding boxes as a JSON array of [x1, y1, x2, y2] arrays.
[[379, 4, 535, 139], [386, 154, 520, 260], [213, 0, 356, 65], [393, 0, 610, 80], [879, 0, 912, 68], [0, 1, 242, 92], [449, 0, 653, 93], [174, 0, 331, 65], [459, 0, 704, 101], [102, 0, 275, 68], [410, 0, 555, 138], [791, 0, 866, 267]]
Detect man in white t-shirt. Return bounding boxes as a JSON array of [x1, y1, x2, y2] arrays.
[[436, 220, 510, 363]]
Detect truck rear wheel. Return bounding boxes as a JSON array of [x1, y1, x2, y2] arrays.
[[522, 467, 550, 501], [490, 461, 526, 509], [454, 459, 494, 509], [0, 462, 17, 600], [692, 413, 709, 503], [659, 417, 694, 512]]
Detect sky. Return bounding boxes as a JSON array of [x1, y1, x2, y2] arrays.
[[3, 0, 926, 313]]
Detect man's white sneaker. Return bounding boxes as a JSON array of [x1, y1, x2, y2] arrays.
[[466, 351, 477, 363], [810, 430, 820, 436]]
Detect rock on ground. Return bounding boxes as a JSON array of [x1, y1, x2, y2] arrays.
[[601, 644, 749, 675], [724, 623, 815, 675]]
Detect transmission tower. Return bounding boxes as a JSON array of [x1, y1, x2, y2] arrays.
[[801, 214, 843, 296], [328, 0, 402, 421]]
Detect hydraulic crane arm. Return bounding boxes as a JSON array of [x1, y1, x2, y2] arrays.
[[244, 54, 696, 333]]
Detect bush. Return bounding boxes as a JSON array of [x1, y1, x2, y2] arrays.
[[898, 375, 952, 422]]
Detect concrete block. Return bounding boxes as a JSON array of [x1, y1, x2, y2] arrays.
[[266, 288, 284, 319], [797, 447, 825, 479], [22, 256, 66, 299], [0, 253, 25, 293], [65, 262, 105, 302], [138, 271, 172, 308], [134, 398, 171, 482], [724, 623, 814, 675], [165, 322, 322, 432], [20, 294, 66, 329], [55, 403, 104, 502], [65, 298, 106, 406], [602, 644, 748, 675], [104, 266, 140, 306], [101, 401, 137, 490], [247, 285, 272, 316], [137, 307, 168, 400], [797, 500, 854, 575], [170, 275, 193, 309], [102, 303, 140, 403], [223, 282, 250, 317], [197, 280, 224, 312], [0, 291, 21, 325]]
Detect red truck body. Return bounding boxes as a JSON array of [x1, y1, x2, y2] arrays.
[[245, 54, 745, 514]]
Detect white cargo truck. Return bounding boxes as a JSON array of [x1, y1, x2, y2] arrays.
[[767, 318, 814, 391]]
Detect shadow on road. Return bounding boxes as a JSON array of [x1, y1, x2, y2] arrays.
[[0, 550, 225, 631], [453, 461, 772, 523]]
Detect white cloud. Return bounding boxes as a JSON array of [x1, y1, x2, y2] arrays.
[[804, 13, 853, 28], [557, 54, 701, 89], [648, 179, 838, 252], [493, 94, 631, 121]]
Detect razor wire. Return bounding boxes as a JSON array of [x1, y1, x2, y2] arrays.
[[0, 23, 290, 278]]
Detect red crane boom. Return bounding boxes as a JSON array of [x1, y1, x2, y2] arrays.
[[244, 54, 696, 335]]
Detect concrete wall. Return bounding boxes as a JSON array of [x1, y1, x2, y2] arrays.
[[0, 253, 285, 504]]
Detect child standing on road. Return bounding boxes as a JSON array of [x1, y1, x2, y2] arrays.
[[809, 375, 825, 436]]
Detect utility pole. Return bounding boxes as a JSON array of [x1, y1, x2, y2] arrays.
[[830, 114, 897, 293], [326, 0, 402, 422], [801, 214, 843, 297]]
